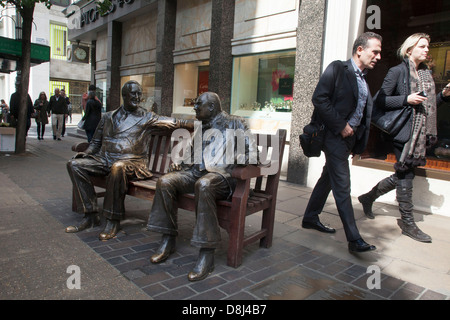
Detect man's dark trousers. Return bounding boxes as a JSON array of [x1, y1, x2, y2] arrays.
[[303, 131, 361, 241]]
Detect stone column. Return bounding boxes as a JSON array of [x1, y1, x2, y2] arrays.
[[106, 21, 122, 112], [155, 0, 177, 116], [286, 0, 327, 185], [208, 0, 235, 113]]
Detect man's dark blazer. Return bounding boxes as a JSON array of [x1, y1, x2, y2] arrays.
[[48, 95, 68, 115], [311, 59, 373, 154]]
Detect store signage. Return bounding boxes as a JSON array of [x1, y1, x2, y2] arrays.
[[0, 36, 50, 63], [79, 0, 135, 28]]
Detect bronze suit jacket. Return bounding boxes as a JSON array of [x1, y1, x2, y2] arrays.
[[181, 111, 258, 177], [85, 105, 189, 169]]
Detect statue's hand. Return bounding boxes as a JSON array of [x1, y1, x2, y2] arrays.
[[73, 152, 88, 159], [168, 163, 182, 172], [156, 119, 178, 129]]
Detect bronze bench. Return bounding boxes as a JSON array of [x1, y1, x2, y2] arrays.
[[71, 129, 287, 268]]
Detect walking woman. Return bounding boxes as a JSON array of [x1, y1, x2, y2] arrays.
[[1, 99, 10, 123], [358, 33, 450, 242], [82, 90, 102, 142], [34, 92, 49, 140]]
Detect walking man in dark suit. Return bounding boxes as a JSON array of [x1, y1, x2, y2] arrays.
[[48, 87, 68, 140], [302, 32, 382, 253]]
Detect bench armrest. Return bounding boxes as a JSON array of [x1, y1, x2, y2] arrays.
[[231, 165, 262, 180]]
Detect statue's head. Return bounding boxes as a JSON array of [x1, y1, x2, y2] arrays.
[[122, 80, 143, 111], [193, 92, 222, 122]]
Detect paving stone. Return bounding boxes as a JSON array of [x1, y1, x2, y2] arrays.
[[390, 287, 421, 300], [419, 290, 448, 300], [154, 286, 197, 300]]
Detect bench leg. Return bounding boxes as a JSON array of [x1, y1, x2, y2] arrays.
[[227, 213, 245, 268], [226, 180, 250, 268], [260, 206, 275, 248]]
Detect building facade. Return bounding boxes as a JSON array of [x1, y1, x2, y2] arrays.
[[0, 2, 91, 113], [67, 0, 450, 217]]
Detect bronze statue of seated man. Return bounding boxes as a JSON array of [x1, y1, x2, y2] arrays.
[[66, 80, 193, 240], [147, 92, 256, 281]]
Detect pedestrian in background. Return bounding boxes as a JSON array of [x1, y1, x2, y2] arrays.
[[82, 91, 102, 142], [1, 99, 9, 123], [302, 32, 382, 253], [358, 33, 450, 243], [9, 85, 34, 136], [33, 92, 49, 140], [60, 89, 71, 137], [48, 88, 68, 141], [82, 84, 102, 113]]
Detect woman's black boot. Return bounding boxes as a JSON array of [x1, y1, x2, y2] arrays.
[[396, 179, 431, 243]]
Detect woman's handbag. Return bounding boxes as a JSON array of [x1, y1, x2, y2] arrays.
[[372, 105, 412, 136], [77, 119, 85, 129], [300, 121, 325, 157]]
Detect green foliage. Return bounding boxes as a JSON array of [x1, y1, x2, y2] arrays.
[[96, 0, 112, 16], [0, 0, 52, 11]]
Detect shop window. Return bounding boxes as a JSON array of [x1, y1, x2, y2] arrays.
[[430, 42, 450, 162], [90, 80, 107, 113], [198, 66, 210, 97], [50, 24, 68, 60], [49, 80, 69, 96], [231, 51, 295, 114], [360, 0, 450, 175], [120, 74, 155, 112], [173, 61, 209, 115]]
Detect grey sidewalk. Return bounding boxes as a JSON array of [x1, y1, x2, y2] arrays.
[[0, 117, 449, 300]]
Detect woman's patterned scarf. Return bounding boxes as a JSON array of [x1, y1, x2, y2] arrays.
[[397, 60, 436, 171]]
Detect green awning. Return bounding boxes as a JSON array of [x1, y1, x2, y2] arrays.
[[0, 36, 50, 64]]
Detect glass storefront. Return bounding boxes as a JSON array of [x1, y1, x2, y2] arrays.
[[363, 0, 450, 170], [231, 51, 295, 115], [230, 51, 295, 136], [430, 42, 450, 162], [173, 61, 210, 116], [95, 79, 107, 113]]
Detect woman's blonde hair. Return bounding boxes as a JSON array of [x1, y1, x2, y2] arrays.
[[397, 33, 431, 59]]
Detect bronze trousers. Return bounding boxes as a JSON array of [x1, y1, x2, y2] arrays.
[[67, 156, 150, 220], [147, 169, 233, 249]]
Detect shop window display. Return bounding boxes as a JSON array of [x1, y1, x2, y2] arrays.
[[231, 51, 295, 114], [95, 80, 107, 112], [430, 42, 450, 161], [173, 62, 209, 115], [362, 0, 450, 172]]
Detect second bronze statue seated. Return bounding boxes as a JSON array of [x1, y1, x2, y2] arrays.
[[147, 92, 257, 281]]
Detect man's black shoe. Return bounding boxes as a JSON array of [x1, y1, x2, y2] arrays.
[[348, 238, 376, 253], [302, 220, 336, 233]]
